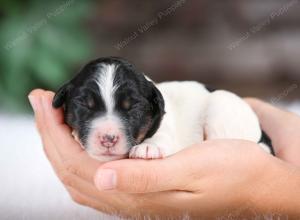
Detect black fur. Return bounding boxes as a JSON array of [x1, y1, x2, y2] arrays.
[[53, 57, 165, 149], [259, 130, 275, 155], [205, 84, 217, 93]]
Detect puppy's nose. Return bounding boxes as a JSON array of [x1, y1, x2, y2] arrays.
[[100, 134, 119, 148], [104, 134, 117, 143]]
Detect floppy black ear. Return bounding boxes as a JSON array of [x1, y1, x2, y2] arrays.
[[145, 81, 165, 139], [52, 82, 72, 108]]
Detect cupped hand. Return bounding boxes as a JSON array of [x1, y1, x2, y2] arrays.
[[29, 90, 300, 219], [28, 89, 144, 217]]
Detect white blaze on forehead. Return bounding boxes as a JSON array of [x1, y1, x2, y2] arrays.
[[96, 64, 119, 113]]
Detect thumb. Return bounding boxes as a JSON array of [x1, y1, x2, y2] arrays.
[[93, 157, 188, 193]]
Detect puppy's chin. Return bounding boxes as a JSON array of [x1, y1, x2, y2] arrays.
[[87, 152, 128, 162]]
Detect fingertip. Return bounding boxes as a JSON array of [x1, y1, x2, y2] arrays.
[[245, 98, 276, 117], [41, 90, 65, 124], [28, 89, 46, 98], [41, 91, 56, 109], [244, 97, 258, 103], [28, 89, 47, 112], [44, 90, 55, 99], [244, 97, 265, 110], [248, 98, 287, 118]]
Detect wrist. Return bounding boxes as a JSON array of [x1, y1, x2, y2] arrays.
[[247, 155, 300, 216]]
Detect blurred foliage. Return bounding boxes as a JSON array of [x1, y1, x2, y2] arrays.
[[0, 0, 92, 112]]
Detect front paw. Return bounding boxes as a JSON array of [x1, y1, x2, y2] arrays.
[[129, 143, 164, 159]]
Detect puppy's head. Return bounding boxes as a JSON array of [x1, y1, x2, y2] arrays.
[[52, 57, 165, 161]]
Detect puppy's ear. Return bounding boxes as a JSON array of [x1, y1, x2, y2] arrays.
[[145, 81, 165, 138], [52, 82, 72, 108]]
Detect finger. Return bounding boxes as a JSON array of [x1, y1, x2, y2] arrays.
[[41, 91, 82, 155], [29, 90, 67, 174], [245, 98, 296, 135], [245, 98, 300, 165], [40, 91, 101, 181], [66, 187, 117, 215], [65, 175, 143, 217], [66, 159, 192, 215], [245, 98, 300, 142], [28, 89, 48, 134], [94, 156, 191, 193], [30, 90, 100, 181], [67, 184, 184, 218], [28, 89, 69, 155], [63, 172, 138, 211]]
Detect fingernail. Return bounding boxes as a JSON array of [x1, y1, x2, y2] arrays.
[[95, 169, 117, 190], [28, 95, 37, 112]]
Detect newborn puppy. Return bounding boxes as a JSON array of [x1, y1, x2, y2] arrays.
[[53, 57, 272, 161]]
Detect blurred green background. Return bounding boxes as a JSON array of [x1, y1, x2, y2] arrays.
[[1, 0, 299, 113], [0, 0, 92, 112]]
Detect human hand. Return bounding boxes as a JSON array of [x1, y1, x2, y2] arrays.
[[29, 91, 300, 219], [245, 98, 300, 166], [31, 89, 238, 218], [28, 89, 149, 217]]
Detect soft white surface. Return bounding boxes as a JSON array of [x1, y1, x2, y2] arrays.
[[0, 114, 118, 220], [0, 102, 299, 220]]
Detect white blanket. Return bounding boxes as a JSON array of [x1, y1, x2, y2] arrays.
[[0, 115, 118, 220]]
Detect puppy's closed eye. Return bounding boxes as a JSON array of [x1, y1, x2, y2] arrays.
[[74, 94, 95, 109], [121, 98, 132, 110], [86, 95, 96, 109]]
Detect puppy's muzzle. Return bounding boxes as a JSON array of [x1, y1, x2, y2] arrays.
[[99, 134, 119, 148]]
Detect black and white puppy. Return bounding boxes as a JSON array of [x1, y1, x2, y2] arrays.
[[53, 57, 272, 161]]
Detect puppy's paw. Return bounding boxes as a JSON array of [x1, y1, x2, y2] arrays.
[[129, 143, 164, 159]]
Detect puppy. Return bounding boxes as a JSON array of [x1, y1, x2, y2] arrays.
[[53, 57, 272, 161]]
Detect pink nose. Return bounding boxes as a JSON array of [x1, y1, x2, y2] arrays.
[[100, 134, 119, 148]]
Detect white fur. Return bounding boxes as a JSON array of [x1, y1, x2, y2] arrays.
[[96, 64, 118, 114], [86, 115, 128, 161], [130, 81, 266, 158], [204, 90, 261, 141]]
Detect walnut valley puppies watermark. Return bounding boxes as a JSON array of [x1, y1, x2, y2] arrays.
[[46, 0, 75, 18], [228, 0, 299, 51], [114, 0, 186, 50], [3, 19, 48, 51], [3, 0, 75, 51], [270, 83, 298, 104]]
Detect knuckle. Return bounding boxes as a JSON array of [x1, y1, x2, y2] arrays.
[[132, 171, 157, 192], [60, 172, 75, 187], [139, 180, 152, 192], [35, 123, 44, 133], [64, 161, 79, 176], [70, 192, 86, 206]]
